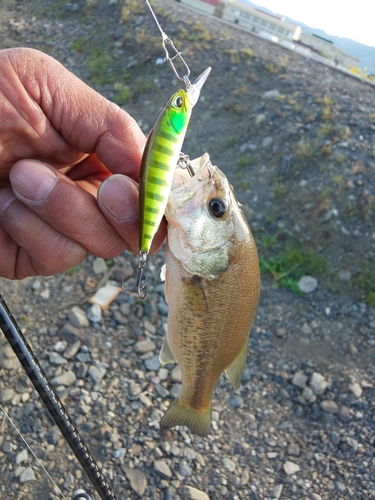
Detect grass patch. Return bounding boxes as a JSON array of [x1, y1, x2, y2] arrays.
[[113, 82, 131, 104], [354, 257, 375, 306], [65, 265, 81, 276], [259, 236, 326, 294]]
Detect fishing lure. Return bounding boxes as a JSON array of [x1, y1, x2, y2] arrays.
[[126, 0, 211, 298]]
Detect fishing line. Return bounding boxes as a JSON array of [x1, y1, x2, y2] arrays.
[[0, 403, 68, 499], [144, 0, 192, 87]]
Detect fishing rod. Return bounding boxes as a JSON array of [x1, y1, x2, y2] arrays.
[[0, 293, 117, 500]]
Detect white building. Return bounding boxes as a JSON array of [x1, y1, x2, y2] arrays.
[[300, 32, 360, 68], [222, 0, 301, 41], [179, 0, 225, 16]]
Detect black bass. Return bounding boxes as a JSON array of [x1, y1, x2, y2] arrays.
[[159, 153, 260, 437]]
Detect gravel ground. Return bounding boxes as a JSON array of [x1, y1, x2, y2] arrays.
[[0, 1, 374, 499]]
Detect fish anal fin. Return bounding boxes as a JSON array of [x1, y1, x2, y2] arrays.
[[225, 342, 248, 390], [159, 338, 176, 365], [160, 399, 211, 437]]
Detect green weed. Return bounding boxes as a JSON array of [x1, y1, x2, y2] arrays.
[[113, 82, 131, 104], [70, 37, 90, 53], [65, 265, 81, 276], [295, 137, 318, 160], [87, 50, 113, 85], [354, 257, 375, 306], [259, 238, 326, 294]]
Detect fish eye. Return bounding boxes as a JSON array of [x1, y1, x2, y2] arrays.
[[209, 197, 227, 218], [173, 95, 183, 108]]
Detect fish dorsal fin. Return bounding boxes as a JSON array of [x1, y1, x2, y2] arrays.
[[159, 337, 176, 365], [225, 342, 248, 390]]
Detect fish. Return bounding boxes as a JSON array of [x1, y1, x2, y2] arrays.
[[159, 153, 260, 437], [139, 67, 211, 255]]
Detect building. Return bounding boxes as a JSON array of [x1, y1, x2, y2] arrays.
[[179, 0, 225, 17], [177, 0, 360, 70], [222, 0, 301, 41], [300, 32, 360, 68]]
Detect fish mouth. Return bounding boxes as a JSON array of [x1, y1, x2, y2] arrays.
[[171, 153, 212, 192], [186, 67, 211, 107]]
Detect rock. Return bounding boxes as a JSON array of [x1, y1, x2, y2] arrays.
[[170, 384, 181, 398], [338, 405, 352, 422], [158, 367, 169, 381], [309, 373, 327, 395], [311, 495, 323, 500], [3, 442, 13, 453], [48, 352, 68, 365], [19, 467, 35, 483], [228, 396, 243, 408], [63, 340, 82, 360], [273, 484, 283, 499], [301, 323, 312, 335], [262, 136, 273, 148], [0, 346, 19, 370], [144, 319, 156, 334], [331, 432, 340, 445], [171, 366, 182, 382], [154, 460, 172, 479], [179, 463, 193, 477], [15, 449, 28, 464], [145, 355, 161, 371], [112, 448, 126, 458], [63, 473, 74, 489], [302, 386, 316, 402], [182, 486, 210, 500], [255, 113, 266, 125], [88, 366, 107, 384], [92, 257, 107, 274], [134, 339, 156, 353], [262, 89, 280, 99], [348, 382, 362, 398], [88, 284, 122, 309], [298, 275, 318, 293], [320, 400, 338, 413], [222, 457, 236, 472], [0, 389, 16, 403], [50, 370, 76, 387], [283, 461, 300, 475], [87, 304, 102, 323], [68, 306, 89, 328], [292, 371, 308, 389], [287, 443, 300, 456], [124, 467, 147, 497]]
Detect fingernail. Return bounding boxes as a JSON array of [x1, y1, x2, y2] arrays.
[[10, 161, 58, 201], [99, 174, 139, 221]]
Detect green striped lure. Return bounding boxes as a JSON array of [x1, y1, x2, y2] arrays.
[[139, 68, 211, 255], [125, 0, 211, 298]]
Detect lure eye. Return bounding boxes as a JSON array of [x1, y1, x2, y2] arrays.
[[173, 95, 183, 108], [209, 197, 227, 218]]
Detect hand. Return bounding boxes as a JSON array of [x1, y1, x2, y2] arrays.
[[0, 48, 165, 280]]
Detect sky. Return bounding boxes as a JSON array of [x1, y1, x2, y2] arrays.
[[253, 0, 375, 48]]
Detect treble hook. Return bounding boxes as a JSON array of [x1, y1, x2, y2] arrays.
[[122, 251, 148, 299], [145, 0, 192, 89]]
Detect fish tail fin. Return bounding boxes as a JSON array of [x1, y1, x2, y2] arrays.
[[160, 400, 211, 437]]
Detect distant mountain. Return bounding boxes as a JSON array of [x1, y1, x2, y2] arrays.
[[235, 0, 375, 72]]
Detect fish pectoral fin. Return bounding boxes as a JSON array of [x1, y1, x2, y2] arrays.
[[225, 342, 248, 390], [159, 338, 176, 365], [160, 399, 212, 437]]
